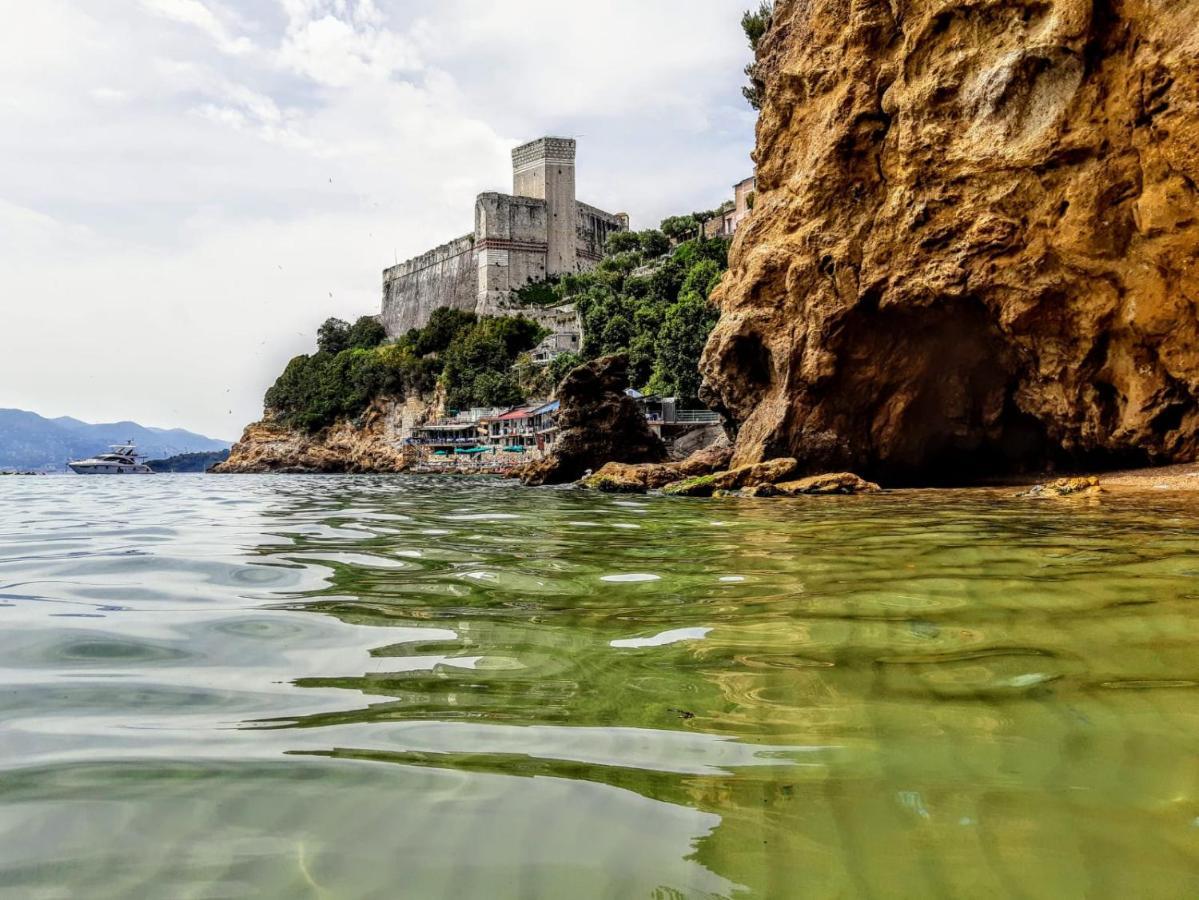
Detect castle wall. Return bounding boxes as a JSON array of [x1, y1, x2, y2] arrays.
[[380, 137, 628, 335], [475, 192, 549, 312], [576, 202, 626, 265], [381, 233, 476, 337]]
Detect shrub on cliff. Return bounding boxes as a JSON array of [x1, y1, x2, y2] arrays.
[[315, 316, 387, 355], [440, 315, 547, 410], [740, 2, 773, 110], [346, 316, 387, 350], [401, 307, 478, 355]]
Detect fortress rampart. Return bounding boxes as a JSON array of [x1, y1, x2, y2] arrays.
[[381, 138, 625, 338]]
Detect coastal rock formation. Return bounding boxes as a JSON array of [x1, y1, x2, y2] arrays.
[[662, 458, 799, 496], [520, 354, 666, 485], [701, 0, 1199, 481], [582, 440, 734, 492], [1022, 475, 1103, 496], [775, 473, 882, 495], [213, 398, 422, 473]]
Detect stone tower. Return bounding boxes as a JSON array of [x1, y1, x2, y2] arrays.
[[511, 137, 577, 275]]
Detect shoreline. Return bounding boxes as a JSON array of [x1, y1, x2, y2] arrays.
[[199, 459, 1199, 496]]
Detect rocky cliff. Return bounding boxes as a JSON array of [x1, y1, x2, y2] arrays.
[[520, 354, 666, 485], [701, 0, 1199, 481], [213, 397, 425, 473]]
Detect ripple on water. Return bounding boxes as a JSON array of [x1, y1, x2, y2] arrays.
[[3, 475, 1199, 898]]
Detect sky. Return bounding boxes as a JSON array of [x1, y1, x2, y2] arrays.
[[0, 0, 756, 440]]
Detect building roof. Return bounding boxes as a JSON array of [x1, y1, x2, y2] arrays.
[[496, 408, 533, 421], [529, 400, 560, 416], [420, 421, 479, 431]]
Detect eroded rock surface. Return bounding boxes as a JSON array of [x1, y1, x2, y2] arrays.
[[662, 457, 799, 497], [582, 440, 734, 493], [701, 0, 1199, 482], [775, 473, 882, 495], [1022, 475, 1103, 496], [520, 354, 667, 486], [213, 399, 420, 473]]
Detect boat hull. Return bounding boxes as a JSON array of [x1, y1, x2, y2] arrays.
[[68, 464, 153, 475]]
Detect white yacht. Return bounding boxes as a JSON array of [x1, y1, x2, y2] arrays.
[[68, 443, 154, 475]]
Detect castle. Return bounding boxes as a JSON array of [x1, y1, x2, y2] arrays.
[[380, 137, 628, 338]]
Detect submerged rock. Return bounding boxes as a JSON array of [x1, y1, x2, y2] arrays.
[[520, 354, 666, 486], [700, 0, 1199, 482], [775, 473, 882, 496]]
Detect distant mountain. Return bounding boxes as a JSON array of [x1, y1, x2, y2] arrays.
[[0, 409, 231, 471]]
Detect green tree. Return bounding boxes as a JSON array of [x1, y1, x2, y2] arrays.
[[547, 352, 582, 388], [741, 2, 774, 110], [681, 258, 723, 300], [638, 229, 671, 258], [440, 315, 547, 410], [650, 291, 720, 403], [316, 317, 351, 354], [265, 309, 545, 431], [346, 316, 387, 350], [604, 230, 643, 255], [660, 215, 699, 242], [405, 307, 477, 356]]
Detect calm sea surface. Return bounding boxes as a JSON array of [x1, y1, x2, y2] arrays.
[[2, 474, 1199, 898]]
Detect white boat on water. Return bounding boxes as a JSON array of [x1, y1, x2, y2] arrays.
[[68, 443, 154, 475]]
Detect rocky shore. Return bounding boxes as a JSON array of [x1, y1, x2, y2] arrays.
[[212, 398, 422, 474]]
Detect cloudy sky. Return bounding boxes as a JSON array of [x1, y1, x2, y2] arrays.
[[0, 0, 755, 440]]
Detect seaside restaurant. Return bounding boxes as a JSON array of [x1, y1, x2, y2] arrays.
[[486, 401, 561, 454], [407, 420, 483, 454], [488, 407, 536, 450]]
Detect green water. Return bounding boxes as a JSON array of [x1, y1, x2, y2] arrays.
[[2, 475, 1198, 898]]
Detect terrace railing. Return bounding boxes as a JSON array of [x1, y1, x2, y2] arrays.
[[672, 410, 723, 424]]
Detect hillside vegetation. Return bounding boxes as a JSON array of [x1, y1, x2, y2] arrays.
[[517, 227, 730, 403], [264, 311, 545, 431], [264, 215, 730, 432]]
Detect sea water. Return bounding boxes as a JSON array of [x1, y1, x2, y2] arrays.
[[2, 474, 1198, 898]]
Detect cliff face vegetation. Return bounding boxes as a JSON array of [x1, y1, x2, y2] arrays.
[[701, 0, 1199, 481]]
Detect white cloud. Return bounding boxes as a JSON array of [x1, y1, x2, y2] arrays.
[[139, 0, 255, 54], [0, 0, 754, 438]]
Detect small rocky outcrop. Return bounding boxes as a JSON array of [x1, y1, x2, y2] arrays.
[[701, 0, 1199, 483], [582, 440, 733, 493], [213, 398, 421, 473], [520, 354, 666, 486], [1022, 476, 1103, 497], [774, 473, 882, 495], [662, 458, 798, 497]]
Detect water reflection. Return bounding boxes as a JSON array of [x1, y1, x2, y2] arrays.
[[2, 475, 1199, 897]]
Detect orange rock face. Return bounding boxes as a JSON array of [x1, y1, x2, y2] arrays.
[[701, 0, 1199, 482], [213, 400, 417, 473]]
